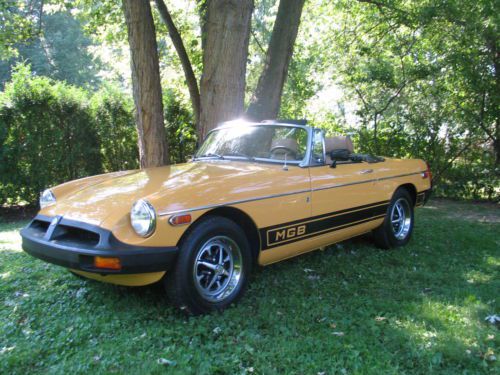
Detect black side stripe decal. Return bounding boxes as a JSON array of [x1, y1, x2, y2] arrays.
[[259, 201, 389, 250]]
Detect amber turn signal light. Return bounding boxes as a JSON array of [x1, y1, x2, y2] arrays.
[[94, 256, 122, 270], [169, 214, 192, 226]]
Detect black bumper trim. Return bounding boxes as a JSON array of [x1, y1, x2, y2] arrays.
[[416, 188, 432, 206], [21, 215, 178, 275]]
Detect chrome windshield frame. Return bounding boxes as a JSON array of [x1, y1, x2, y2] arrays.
[[197, 121, 315, 168]]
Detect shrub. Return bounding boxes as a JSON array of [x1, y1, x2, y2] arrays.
[[163, 89, 197, 164], [90, 85, 139, 172], [0, 65, 197, 207], [0, 64, 102, 205]]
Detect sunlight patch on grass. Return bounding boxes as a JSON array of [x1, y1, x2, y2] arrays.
[[0, 222, 27, 252], [0, 231, 23, 252], [0, 202, 498, 374], [465, 270, 496, 284]]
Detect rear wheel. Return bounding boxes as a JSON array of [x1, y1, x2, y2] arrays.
[[373, 188, 414, 249], [165, 216, 252, 315]]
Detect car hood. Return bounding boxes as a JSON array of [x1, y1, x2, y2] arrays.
[[43, 161, 296, 227]]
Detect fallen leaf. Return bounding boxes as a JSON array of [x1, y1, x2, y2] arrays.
[[375, 317, 387, 322], [332, 331, 344, 336], [485, 315, 500, 324], [157, 358, 176, 366], [0, 346, 15, 354], [76, 288, 87, 299]]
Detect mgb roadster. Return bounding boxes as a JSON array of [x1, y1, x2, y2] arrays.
[[21, 120, 432, 314]]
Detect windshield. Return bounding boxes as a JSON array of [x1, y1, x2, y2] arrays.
[[196, 125, 308, 163]]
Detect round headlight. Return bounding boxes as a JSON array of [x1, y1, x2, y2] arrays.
[[130, 199, 156, 237], [40, 189, 56, 208]]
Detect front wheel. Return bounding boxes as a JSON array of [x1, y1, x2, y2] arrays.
[[373, 188, 414, 249], [165, 216, 252, 315]]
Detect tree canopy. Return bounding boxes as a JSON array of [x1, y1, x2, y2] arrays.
[[0, 0, 498, 203]]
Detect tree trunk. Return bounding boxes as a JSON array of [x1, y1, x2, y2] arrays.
[[197, 0, 208, 52], [199, 0, 254, 140], [154, 0, 201, 132], [495, 118, 500, 166], [246, 0, 305, 121], [123, 0, 168, 168]]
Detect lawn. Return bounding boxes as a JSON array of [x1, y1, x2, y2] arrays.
[[0, 200, 498, 374]]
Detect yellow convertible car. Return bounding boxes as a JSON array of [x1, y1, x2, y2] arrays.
[[21, 120, 432, 314]]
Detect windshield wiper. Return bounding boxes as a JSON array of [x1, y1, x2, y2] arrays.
[[223, 152, 255, 161], [194, 153, 225, 160]]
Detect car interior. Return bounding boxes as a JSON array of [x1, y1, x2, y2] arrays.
[[325, 135, 385, 166], [269, 138, 300, 160]]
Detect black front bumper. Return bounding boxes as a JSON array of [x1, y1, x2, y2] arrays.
[[21, 215, 178, 275]]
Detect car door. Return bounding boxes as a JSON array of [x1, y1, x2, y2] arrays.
[[305, 129, 388, 251]]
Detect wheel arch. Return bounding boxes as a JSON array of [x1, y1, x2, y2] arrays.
[[396, 183, 417, 206], [178, 207, 261, 264]]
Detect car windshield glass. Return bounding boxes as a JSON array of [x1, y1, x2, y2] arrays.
[[196, 125, 308, 163]]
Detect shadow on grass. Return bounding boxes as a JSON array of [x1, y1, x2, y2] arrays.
[[0, 203, 498, 373]]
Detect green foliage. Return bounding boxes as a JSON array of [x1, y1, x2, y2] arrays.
[[163, 89, 197, 164], [0, 0, 41, 59], [1, 0, 498, 202], [0, 64, 196, 206], [434, 154, 500, 201], [0, 64, 102, 205], [0, 64, 140, 206], [292, 0, 500, 202], [90, 85, 138, 171], [0, 10, 102, 88], [1, 201, 499, 373]]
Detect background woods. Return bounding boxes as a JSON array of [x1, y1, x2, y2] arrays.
[[0, 0, 498, 206]]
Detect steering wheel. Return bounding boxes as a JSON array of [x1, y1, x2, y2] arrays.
[[269, 146, 297, 160]]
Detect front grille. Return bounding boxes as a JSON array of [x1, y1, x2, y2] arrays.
[[28, 218, 100, 248], [54, 225, 100, 247], [31, 219, 50, 232]]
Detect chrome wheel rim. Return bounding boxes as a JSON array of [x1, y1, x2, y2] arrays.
[[390, 198, 412, 240], [193, 236, 243, 302]]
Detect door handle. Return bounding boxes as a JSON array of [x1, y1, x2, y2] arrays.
[[360, 169, 374, 174]]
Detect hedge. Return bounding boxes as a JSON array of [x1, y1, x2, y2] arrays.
[[0, 65, 195, 206]]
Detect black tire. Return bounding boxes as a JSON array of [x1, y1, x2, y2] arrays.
[[165, 216, 252, 315], [373, 188, 415, 249]]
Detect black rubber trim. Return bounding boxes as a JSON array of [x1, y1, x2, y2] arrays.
[[416, 188, 432, 206], [21, 215, 178, 275]]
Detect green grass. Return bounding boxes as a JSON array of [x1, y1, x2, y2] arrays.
[[0, 200, 498, 374]]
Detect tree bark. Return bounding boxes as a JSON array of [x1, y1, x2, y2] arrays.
[[154, 0, 201, 131], [123, 0, 168, 168], [199, 0, 254, 140], [246, 0, 305, 121], [197, 0, 208, 53]]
